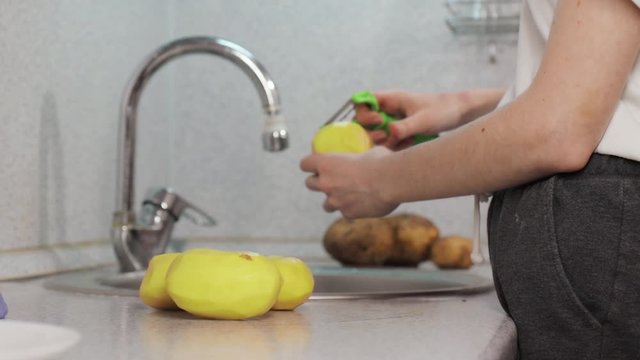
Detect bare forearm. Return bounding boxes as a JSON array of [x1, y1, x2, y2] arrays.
[[300, 0, 640, 221], [456, 87, 508, 125], [379, 93, 561, 203], [379, 0, 640, 204]]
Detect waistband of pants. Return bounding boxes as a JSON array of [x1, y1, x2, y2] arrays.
[[562, 153, 640, 178]]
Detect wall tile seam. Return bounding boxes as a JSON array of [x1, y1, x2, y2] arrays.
[[182, 236, 321, 244], [0, 238, 109, 255], [0, 236, 319, 256], [0, 262, 116, 282]]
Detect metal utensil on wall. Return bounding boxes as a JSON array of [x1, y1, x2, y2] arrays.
[[445, 0, 522, 63]]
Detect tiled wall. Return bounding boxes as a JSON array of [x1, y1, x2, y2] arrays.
[[0, 0, 517, 279], [0, 0, 173, 277]]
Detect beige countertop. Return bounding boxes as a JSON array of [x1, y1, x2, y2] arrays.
[[0, 262, 517, 360]]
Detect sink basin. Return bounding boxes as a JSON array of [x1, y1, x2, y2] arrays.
[[309, 266, 492, 299], [43, 265, 492, 299]]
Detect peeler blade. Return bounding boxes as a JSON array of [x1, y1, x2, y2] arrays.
[[322, 99, 355, 127]]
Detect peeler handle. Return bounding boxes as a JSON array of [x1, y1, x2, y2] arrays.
[[351, 91, 438, 144]]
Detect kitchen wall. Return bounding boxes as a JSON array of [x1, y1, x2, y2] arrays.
[[0, 0, 517, 279]]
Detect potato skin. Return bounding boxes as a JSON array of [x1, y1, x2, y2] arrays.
[[384, 214, 439, 267], [430, 236, 473, 269], [323, 217, 394, 266]]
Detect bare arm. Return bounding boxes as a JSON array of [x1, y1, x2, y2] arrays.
[[302, 0, 640, 218], [382, 0, 640, 203], [456, 87, 507, 125], [356, 88, 507, 147]]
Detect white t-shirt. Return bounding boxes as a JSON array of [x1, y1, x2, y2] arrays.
[[502, 0, 640, 162]]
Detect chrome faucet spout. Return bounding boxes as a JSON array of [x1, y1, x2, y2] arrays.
[[112, 36, 288, 272]]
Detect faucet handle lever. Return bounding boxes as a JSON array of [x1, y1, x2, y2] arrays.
[[144, 188, 216, 227], [181, 202, 217, 226]]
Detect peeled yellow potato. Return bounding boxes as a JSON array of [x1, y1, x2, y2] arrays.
[[312, 122, 372, 153], [139, 253, 181, 310], [165, 248, 282, 320], [268, 256, 315, 310]]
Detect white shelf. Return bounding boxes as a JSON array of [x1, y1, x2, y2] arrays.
[[446, 0, 522, 35]]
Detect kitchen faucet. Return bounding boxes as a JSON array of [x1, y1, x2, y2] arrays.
[[111, 36, 288, 273]]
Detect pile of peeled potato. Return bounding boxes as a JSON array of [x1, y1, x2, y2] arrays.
[[323, 213, 473, 269]]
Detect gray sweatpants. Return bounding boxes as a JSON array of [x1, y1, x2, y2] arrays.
[[488, 154, 640, 359]]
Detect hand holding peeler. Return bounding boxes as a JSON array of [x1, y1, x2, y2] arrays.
[[323, 91, 438, 144]]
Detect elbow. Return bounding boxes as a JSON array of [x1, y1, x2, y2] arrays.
[[514, 61, 624, 173], [535, 118, 601, 174], [520, 86, 611, 175], [546, 141, 593, 173]]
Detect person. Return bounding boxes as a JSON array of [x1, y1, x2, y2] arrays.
[[300, 0, 640, 358]]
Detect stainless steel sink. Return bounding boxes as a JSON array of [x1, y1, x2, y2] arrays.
[[310, 266, 492, 299], [43, 265, 492, 299]]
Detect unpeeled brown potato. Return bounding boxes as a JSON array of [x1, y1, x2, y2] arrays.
[[384, 213, 440, 267], [323, 217, 394, 266], [430, 236, 473, 269]]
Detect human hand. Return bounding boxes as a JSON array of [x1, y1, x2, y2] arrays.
[[300, 146, 398, 219], [355, 91, 472, 149]]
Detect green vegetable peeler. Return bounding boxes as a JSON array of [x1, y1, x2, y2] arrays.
[[323, 91, 438, 144]]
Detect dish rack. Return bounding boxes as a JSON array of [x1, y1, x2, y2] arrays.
[[445, 0, 522, 35]]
